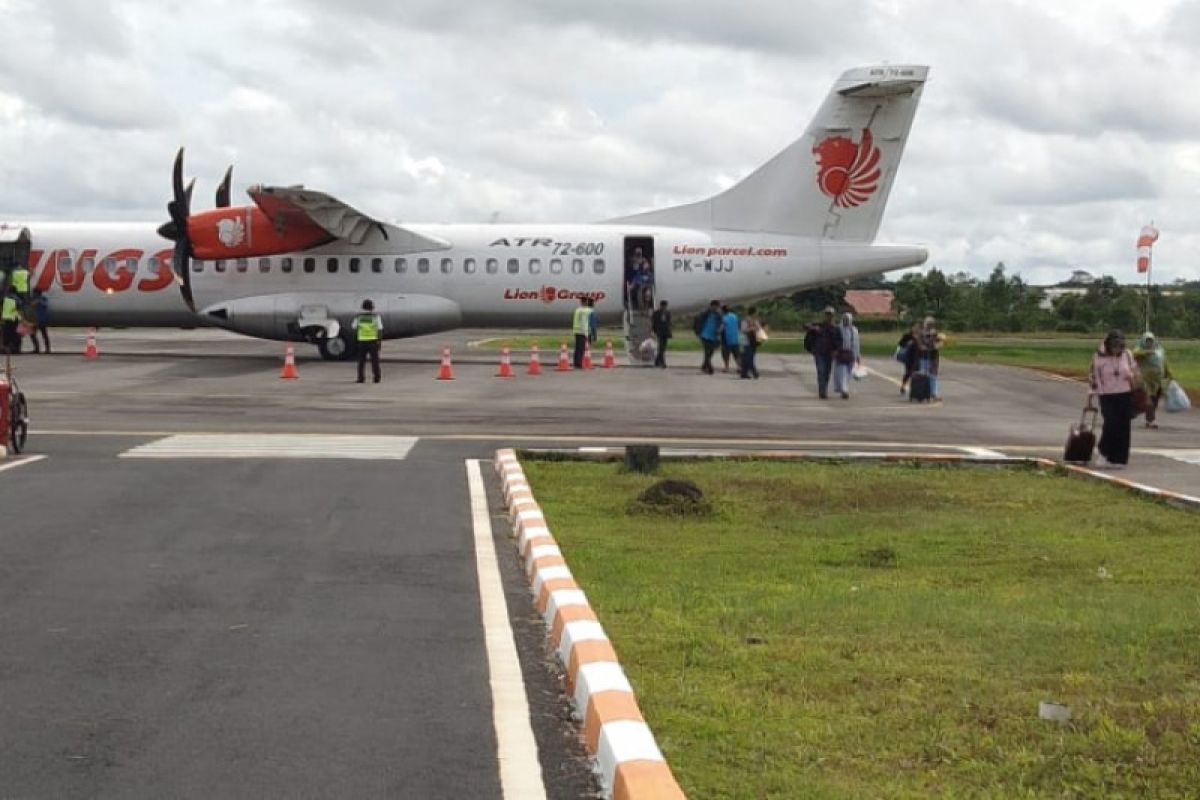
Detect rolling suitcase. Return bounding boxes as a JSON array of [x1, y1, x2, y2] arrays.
[[909, 372, 932, 403], [1063, 405, 1098, 464]]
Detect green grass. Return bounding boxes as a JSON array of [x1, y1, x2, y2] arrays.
[[523, 460, 1200, 799]]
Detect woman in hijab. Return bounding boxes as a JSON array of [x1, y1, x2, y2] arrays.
[[1133, 332, 1171, 429], [1088, 329, 1141, 468], [832, 312, 861, 399]]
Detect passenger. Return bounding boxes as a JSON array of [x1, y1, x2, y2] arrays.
[[832, 312, 861, 399], [719, 305, 741, 373], [586, 297, 598, 344], [28, 290, 50, 354], [1133, 332, 1171, 429], [1, 285, 20, 355], [1089, 329, 1140, 469], [353, 299, 383, 383], [626, 248, 651, 310], [739, 306, 764, 379], [695, 300, 721, 375], [917, 316, 943, 401], [650, 300, 672, 368], [896, 322, 921, 395], [805, 306, 842, 399], [572, 296, 591, 369]]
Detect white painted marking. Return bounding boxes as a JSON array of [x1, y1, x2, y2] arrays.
[[119, 434, 418, 460], [597, 721, 665, 793], [574, 662, 634, 711], [961, 446, 1009, 459], [864, 364, 902, 387], [1145, 449, 1200, 466], [0, 455, 47, 473], [545, 589, 589, 623], [558, 621, 611, 665], [466, 459, 547, 800]]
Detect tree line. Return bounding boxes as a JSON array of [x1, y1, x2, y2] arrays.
[[755, 264, 1200, 337]]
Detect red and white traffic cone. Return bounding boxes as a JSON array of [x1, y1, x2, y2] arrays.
[[603, 340, 616, 369], [496, 346, 514, 379], [436, 346, 455, 380], [280, 344, 299, 380], [556, 342, 571, 372], [84, 328, 99, 360], [582, 340, 594, 370], [527, 343, 542, 376]]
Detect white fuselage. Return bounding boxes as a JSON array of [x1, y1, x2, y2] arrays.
[[11, 221, 925, 339]]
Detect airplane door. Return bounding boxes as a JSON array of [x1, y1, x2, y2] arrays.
[[622, 235, 655, 363]]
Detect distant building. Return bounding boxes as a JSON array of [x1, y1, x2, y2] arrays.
[[844, 289, 897, 318]]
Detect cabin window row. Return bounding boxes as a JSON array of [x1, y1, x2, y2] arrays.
[[187, 256, 608, 276]]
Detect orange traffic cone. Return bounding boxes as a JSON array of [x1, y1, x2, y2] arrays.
[[556, 342, 571, 372], [603, 340, 616, 369], [496, 346, 515, 379], [527, 343, 542, 376], [280, 344, 299, 380], [436, 346, 455, 380], [84, 328, 99, 360], [582, 340, 594, 370]]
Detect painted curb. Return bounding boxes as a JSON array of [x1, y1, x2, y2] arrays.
[[494, 449, 687, 800]]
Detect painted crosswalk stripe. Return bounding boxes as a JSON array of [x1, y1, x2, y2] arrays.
[[1144, 449, 1200, 466], [119, 434, 418, 460]]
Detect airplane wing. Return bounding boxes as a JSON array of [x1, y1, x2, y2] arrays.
[[248, 185, 450, 252]]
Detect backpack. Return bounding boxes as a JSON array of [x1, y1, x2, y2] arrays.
[[693, 312, 707, 337], [803, 326, 818, 353]]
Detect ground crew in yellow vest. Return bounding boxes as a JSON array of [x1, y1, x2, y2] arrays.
[[572, 296, 592, 369], [2, 286, 21, 355], [10, 262, 30, 299], [353, 299, 383, 383]]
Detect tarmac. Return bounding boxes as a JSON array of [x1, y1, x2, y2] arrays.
[[2, 327, 1199, 798]]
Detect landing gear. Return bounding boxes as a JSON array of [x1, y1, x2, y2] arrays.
[[315, 330, 358, 362]]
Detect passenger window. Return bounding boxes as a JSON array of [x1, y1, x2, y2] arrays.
[[593, 259, 605, 274], [58, 255, 73, 278], [103, 257, 117, 277], [125, 257, 138, 273], [236, 258, 249, 273], [371, 257, 383, 274], [147, 256, 159, 273], [326, 257, 339, 273], [259, 257, 271, 273], [395, 257, 407, 273], [281, 257, 294, 273], [464, 257, 477, 274], [349, 257, 361, 273], [215, 260, 226, 273], [529, 258, 542, 274], [418, 258, 430, 274], [571, 258, 584, 274], [191, 260, 203, 273], [486, 258, 499, 274], [81, 256, 95, 273], [303, 257, 316, 273], [550, 258, 563, 274], [506, 258, 519, 274], [441, 258, 453, 274]]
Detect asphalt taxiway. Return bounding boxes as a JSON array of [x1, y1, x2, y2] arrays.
[[2, 328, 1199, 798]]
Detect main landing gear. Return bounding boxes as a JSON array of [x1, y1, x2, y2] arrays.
[[314, 330, 359, 362]]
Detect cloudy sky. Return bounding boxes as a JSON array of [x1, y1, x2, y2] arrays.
[[0, 0, 1196, 284]]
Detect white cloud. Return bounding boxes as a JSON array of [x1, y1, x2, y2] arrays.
[[0, 0, 1196, 283]]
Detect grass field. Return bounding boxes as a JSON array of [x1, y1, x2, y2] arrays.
[[479, 332, 1200, 393], [522, 459, 1200, 799]]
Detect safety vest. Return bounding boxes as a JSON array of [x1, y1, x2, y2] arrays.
[[353, 314, 381, 342], [572, 306, 591, 336], [10, 267, 29, 294], [1, 295, 18, 322]]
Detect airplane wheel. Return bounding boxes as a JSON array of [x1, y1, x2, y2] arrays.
[[316, 332, 358, 362]]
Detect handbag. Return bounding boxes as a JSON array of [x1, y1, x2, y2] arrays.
[[1165, 380, 1191, 413], [835, 348, 855, 365], [852, 364, 868, 381], [1131, 386, 1150, 417], [756, 328, 769, 344]]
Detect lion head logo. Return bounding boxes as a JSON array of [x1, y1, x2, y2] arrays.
[[216, 217, 246, 248], [540, 286, 557, 304], [813, 128, 881, 208]]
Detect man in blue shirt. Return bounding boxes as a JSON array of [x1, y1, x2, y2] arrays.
[[696, 300, 721, 375], [720, 305, 741, 373]]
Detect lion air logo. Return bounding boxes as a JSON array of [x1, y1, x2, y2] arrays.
[[812, 128, 882, 208], [540, 286, 557, 304], [216, 217, 246, 248]]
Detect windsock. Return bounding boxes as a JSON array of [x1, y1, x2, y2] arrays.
[[1136, 224, 1159, 274]]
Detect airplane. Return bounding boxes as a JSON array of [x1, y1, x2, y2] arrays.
[[0, 64, 929, 362]]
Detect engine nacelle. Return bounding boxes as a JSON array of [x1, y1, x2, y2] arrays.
[[187, 207, 333, 260], [199, 292, 463, 340]]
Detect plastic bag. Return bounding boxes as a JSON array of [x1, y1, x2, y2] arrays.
[[1165, 380, 1191, 413], [852, 364, 868, 381]]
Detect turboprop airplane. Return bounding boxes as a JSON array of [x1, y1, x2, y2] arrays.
[[0, 64, 929, 361]]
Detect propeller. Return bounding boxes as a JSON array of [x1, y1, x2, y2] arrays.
[[156, 148, 199, 311], [215, 165, 233, 209]]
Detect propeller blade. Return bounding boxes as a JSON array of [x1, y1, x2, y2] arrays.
[[216, 165, 233, 208], [184, 178, 195, 209], [174, 239, 195, 312], [171, 148, 188, 218]]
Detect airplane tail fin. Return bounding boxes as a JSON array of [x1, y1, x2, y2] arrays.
[[608, 65, 928, 243]]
